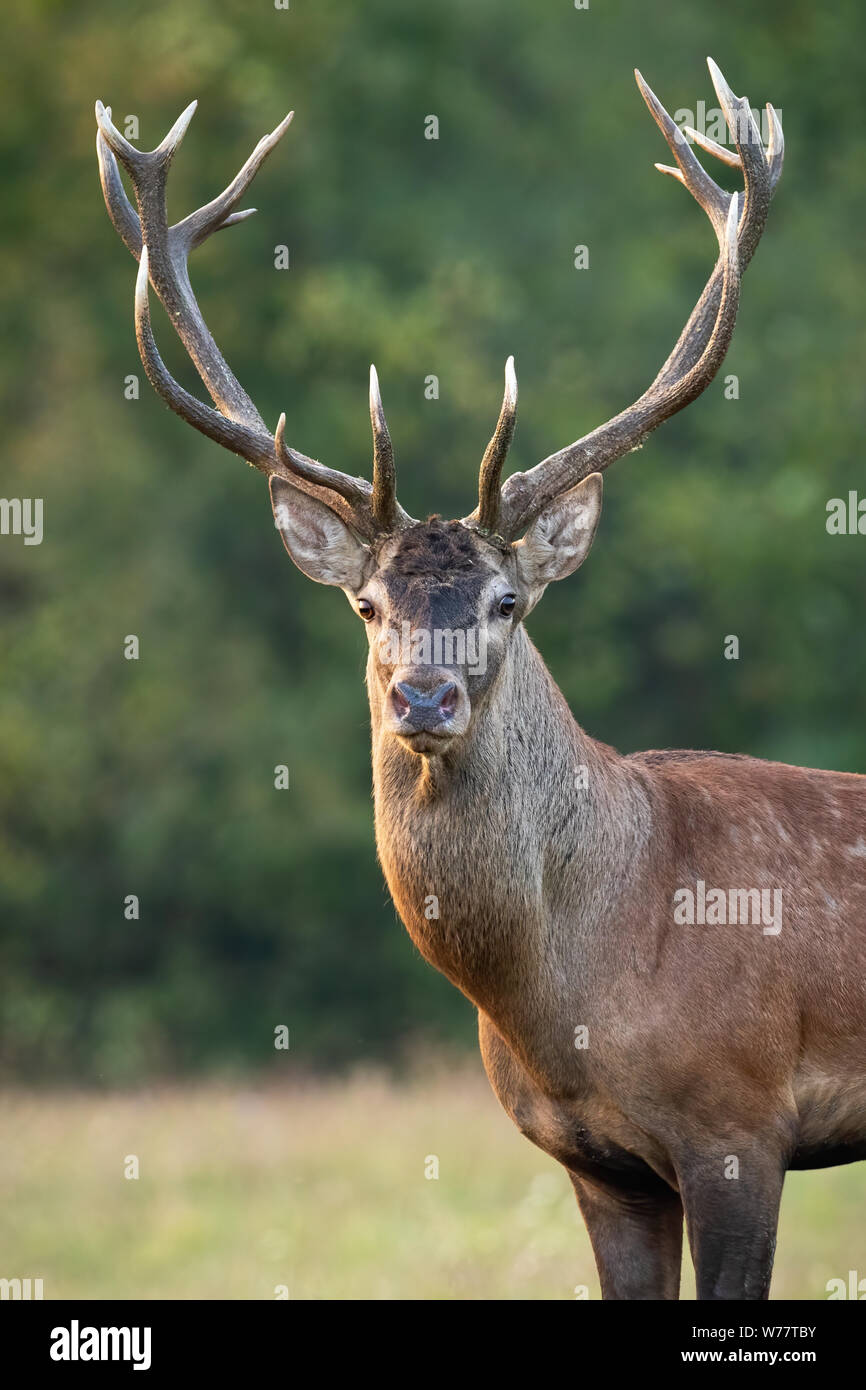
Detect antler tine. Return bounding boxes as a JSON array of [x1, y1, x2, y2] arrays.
[[497, 59, 782, 540], [275, 383, 414, 543], [634, 69, 730, 237], [764, 102, 785, 192], [176, 111, 295, 250], [704, 57, 772, 267], [681, 125, 742, 170], [469, 356, 518, 536], [97, 99, 415, 539], [274, 413, 378, 534], [369, 365, 398, 531], [95, 106, 142, 258]]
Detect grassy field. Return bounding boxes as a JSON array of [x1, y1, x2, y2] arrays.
[[1, 1063, 862, 1300]]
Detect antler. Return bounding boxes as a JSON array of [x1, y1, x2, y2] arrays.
[[476, 357, 518, 535], [465, 58, 784, 542], [95, 101, 413, 543]]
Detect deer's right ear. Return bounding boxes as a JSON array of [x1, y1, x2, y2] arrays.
[[270, 478, 373, 590]]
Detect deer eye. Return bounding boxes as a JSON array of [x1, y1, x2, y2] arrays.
[[357, 598, 376, 621], [498, 593, 516, 617]]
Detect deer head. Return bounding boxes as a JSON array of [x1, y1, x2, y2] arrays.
[[96, 59, 782, 754]]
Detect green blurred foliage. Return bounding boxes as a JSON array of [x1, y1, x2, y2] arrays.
[[0, 0, 863, 1081]]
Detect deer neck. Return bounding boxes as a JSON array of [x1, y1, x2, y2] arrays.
[[368, 625, 650, 1025]]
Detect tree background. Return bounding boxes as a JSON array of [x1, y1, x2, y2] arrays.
[[1, 0, 863, 1083]]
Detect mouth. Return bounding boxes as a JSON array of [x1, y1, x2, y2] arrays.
[[396, 727, 457, 755]]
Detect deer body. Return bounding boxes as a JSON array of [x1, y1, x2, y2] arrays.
[[372, 619, 866, 1297], [96, 59, 865, 1298]]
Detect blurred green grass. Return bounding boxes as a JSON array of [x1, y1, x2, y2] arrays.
[[1, 1063, 861, 1300]]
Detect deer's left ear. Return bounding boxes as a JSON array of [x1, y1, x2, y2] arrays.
[[515, 473, 603, 589], [270, 477, 373, 590]]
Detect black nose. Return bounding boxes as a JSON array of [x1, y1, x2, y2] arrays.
[[392, 680, 458, 729]]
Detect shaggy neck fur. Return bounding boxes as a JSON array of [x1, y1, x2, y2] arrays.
[[368, 622, 652, 1052]]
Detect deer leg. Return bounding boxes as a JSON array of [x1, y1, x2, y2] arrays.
[[570, 1171, 683, 1300], [676, 1147, 786, 1300]]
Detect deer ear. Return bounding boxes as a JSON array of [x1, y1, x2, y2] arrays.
[[515, 473, 603, 588], [270, 477, 373, 590]]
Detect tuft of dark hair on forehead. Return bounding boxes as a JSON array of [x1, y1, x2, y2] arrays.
[[387, 517, 482, 577]]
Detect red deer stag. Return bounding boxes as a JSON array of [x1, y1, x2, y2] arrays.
[[96, 60, 866, 1301]]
